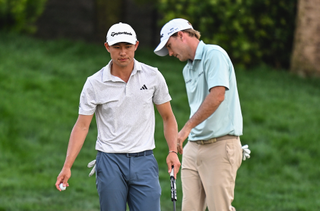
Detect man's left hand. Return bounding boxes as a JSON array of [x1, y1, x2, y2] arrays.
[[166, 152, 181, 179]]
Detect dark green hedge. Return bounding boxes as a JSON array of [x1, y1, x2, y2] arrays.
[[0, 0, 47, 33], [157, 0, 297, 68]]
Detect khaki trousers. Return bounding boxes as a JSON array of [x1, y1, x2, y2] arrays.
[[181, 136, 242, 211]]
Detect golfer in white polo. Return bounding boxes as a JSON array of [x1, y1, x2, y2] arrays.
[[55, 22, 180, 211]]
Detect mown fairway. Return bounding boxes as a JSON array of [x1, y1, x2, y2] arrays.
[[1, 32, 320, 211]]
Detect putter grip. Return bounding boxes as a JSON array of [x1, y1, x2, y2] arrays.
[[170, 167, 177, 201]]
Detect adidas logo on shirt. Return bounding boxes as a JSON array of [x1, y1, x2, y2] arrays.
[[140, 84, 148, 90]]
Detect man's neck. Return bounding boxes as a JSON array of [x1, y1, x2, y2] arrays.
[[110, 61, 134, 83], [188, 39, 200, 61]]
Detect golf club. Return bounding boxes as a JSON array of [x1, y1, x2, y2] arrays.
[[170, 166, 177, 211]]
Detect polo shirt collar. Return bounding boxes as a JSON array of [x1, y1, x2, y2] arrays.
[[188, 40, 205, 65], [194, 41, 205, 60], [103, 59, 141, 82]]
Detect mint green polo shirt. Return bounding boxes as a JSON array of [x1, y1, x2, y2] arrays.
[[183, 41, 243, 141]]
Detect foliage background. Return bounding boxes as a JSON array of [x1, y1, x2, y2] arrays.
[[0, 0, 298, 68], [157, 0, 297, 68], [0, 0, 47, 33]]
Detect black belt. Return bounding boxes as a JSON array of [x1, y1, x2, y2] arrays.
[[121, 150, 153, 157]]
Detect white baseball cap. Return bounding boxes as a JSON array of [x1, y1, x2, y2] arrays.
[[106, 22, 137, 46], [154, 18, 193, 56]]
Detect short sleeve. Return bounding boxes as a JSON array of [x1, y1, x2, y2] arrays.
[[79, 79, 97, 115], [204, 49, 230, 91], [152, 70, 172, 105]]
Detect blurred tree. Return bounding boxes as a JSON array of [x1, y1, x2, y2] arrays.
[[95, 0, 124, 41], [290, 0, 320, 77], [157, 0, 297, 69], [0, 0, 47, 33]]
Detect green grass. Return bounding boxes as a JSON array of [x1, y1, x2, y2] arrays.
[[1, 32, 320, 211]]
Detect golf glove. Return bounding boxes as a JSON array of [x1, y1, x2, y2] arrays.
[[87, 159, 96, 177], [242, 145, 251, 161]]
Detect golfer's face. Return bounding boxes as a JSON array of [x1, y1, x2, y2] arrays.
[[166, 36, 186, 62], [106, 42, 138, 68]]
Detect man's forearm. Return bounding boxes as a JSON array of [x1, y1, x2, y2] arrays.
[[63, 125, 89, 169], [163, 115, 178, 152], [156, 102, 178, 152], [185, 86, 225, 131], [62, 114, 93, 169]]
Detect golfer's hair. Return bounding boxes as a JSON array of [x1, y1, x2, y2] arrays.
[[172, 29, 201, 39]]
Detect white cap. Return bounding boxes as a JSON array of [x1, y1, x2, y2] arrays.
[[154, 18, 193, 56], [106, 22, 137, 46]]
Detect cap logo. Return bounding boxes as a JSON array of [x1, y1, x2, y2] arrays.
[[167, 27, 177, 36], [111, 32, 132, 37]]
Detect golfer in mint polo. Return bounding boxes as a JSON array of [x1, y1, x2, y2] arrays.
[[55, 22, 180, 211], [154, 18, 243, 211]]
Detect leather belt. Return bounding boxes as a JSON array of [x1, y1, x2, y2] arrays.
[[122, 150, 153, 157], [194, 135, 238, 145], [195, 138, 217, 145]]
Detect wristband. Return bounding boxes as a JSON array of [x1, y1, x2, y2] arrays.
[[169, 151, 178, 155]]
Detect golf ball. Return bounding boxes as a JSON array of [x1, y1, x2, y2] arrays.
[[59, 183, 66, 191]]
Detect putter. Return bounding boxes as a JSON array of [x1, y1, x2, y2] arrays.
[[170, 166, 177, 211]]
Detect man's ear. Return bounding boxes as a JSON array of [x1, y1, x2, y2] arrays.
[[177, 31, 184, 40], [104, 42, 110, 52], [134, 41, 139, 51]]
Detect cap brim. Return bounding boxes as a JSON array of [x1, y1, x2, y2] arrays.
[[154, 38, 169, 56], [108, 37, 137, 46]]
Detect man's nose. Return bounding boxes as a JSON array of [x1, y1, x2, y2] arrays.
[[120, 48, 126, 54]]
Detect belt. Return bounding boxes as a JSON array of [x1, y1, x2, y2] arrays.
[[121, 150, 153, 157], [194, 135, 238, 145], [195, 138, 217, 145]]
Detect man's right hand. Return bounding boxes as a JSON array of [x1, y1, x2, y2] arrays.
[[177, 126, 191, 154], [55, 167, 71, 191], [177, 138, 184, 154]]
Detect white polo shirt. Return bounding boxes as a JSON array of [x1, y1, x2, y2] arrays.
[[79, 59, 171, 153]]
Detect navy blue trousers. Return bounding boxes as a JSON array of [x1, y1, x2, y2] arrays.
[[96, 151, 161, 211]]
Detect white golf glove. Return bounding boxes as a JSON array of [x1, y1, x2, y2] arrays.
[[242, 145, 251, 161], [87, 159, 96, 177]]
